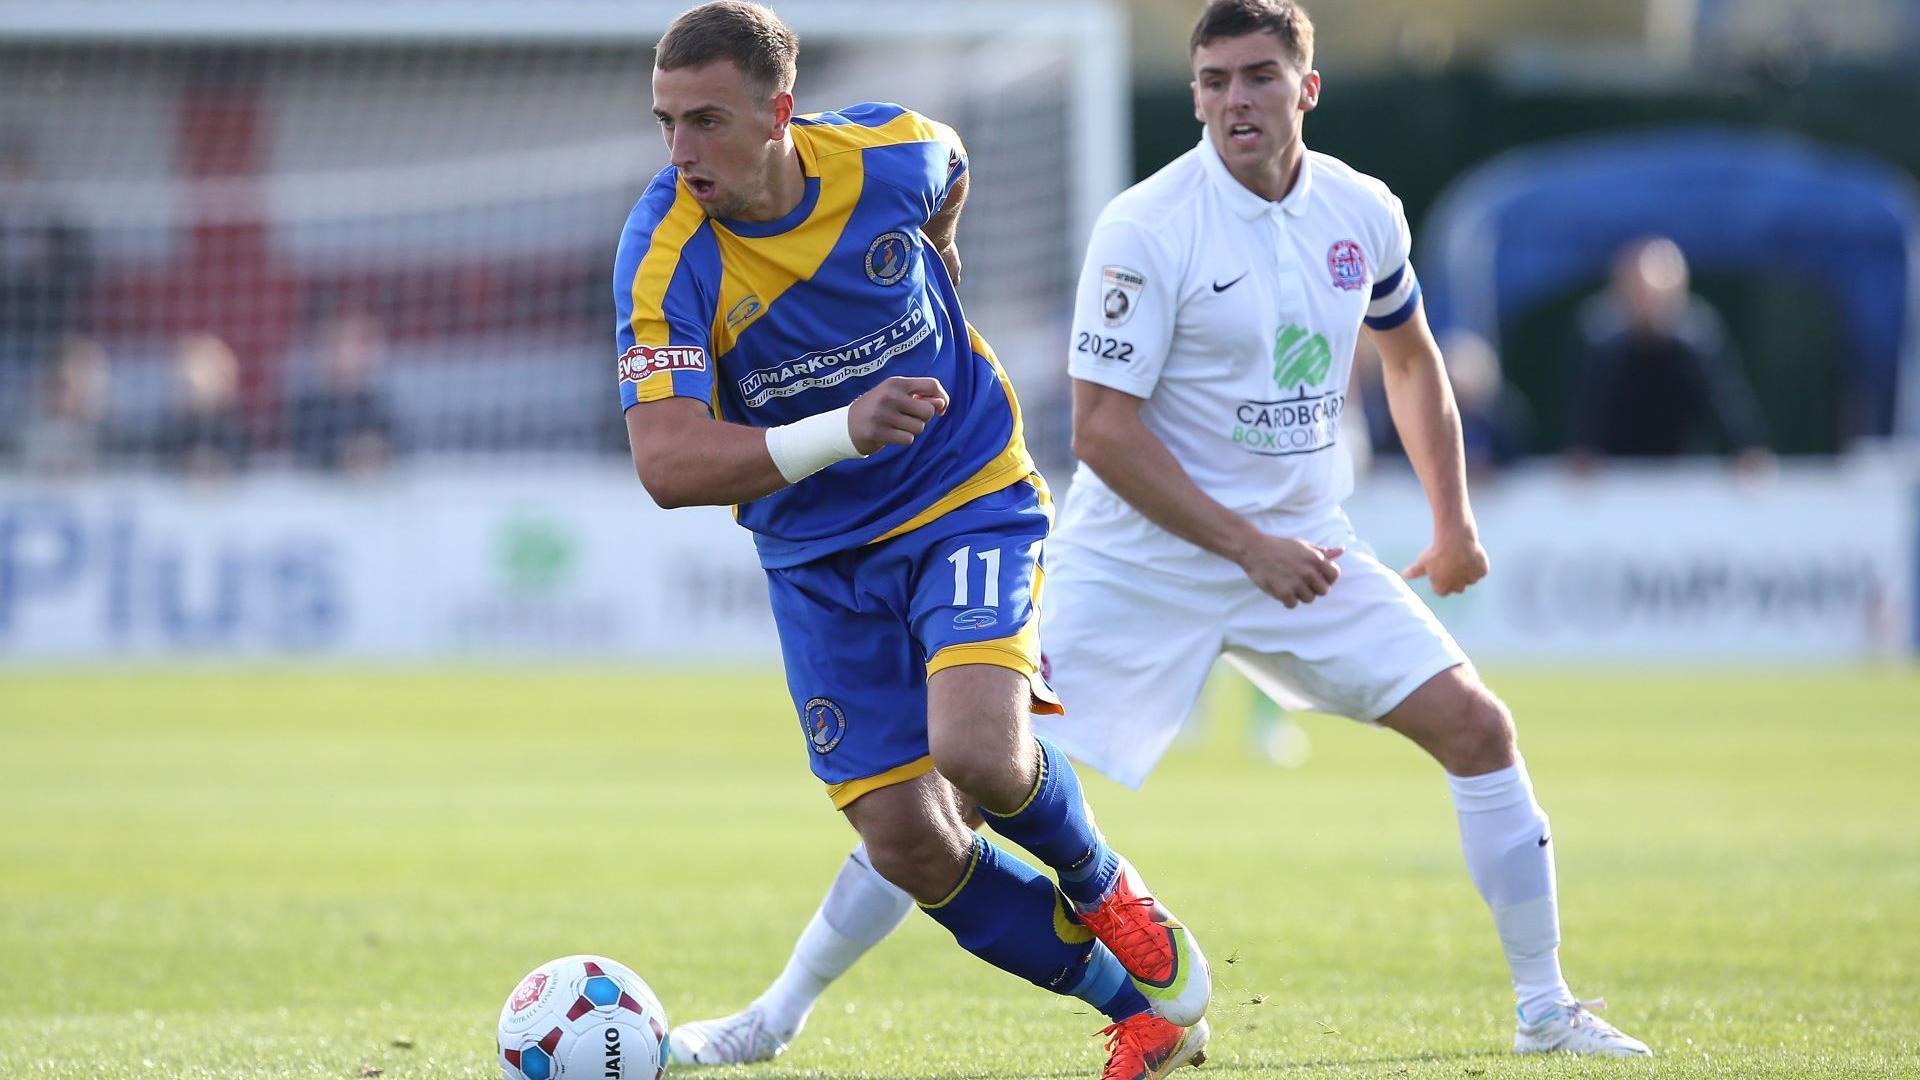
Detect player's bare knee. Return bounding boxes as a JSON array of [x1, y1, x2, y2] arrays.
[[1446, 691, 1517, 776], [926, 664, 1034, 810], [841, 773, 972, 897], [860, 819, 973, 902], [929, 739, 1029, 812]]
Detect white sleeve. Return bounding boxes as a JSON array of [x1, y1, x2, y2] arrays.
[[1067, 217, 1180, 398], [1364, 191, 1421, 331]]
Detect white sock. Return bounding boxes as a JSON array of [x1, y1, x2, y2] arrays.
[[1446, 758, 1572, 1022], [754, 844, 913, 1037]]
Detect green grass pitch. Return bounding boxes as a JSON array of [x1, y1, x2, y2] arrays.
[[2, 668, 1916, 1078]]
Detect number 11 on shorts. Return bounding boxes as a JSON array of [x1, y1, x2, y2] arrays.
[[947, 545, 1001, 607]]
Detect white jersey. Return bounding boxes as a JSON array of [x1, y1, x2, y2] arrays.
[[1038, 140, 1465, 786], [1064, 136, 1422, 535]]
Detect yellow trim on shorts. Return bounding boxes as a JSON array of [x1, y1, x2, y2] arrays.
[[925, 643, 1064, 716], [926, 635, 1037, 678], [824, 754, 935, 810]]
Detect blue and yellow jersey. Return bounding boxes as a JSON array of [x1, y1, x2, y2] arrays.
[[613, 102, 1035, 569]]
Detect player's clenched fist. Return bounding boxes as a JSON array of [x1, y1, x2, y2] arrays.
[[1401, 531, 1489, 596], [849, 376, 949, 453], [1236, 534, 1344, 609]]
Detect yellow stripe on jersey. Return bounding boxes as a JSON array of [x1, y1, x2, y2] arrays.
[[709, 130, 865, 359], [798, 110, 960, 160], [869, 326, 1036, 545], [627, 185, 710, 405]]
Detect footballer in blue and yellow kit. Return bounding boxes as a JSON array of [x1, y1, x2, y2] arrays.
[[613, 102, 1058, 805]]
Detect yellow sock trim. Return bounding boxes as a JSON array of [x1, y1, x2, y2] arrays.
[[919, 838, 982, 910], [985, 740, 1045, 820]]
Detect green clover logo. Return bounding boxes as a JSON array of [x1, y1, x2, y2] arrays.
[[1272, 324, 1333, 390]]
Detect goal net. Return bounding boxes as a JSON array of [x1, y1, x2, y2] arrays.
[[0, 1, 1128, 477]]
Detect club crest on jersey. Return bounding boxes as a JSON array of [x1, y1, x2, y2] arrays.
[[1101, 265, 1145, 327], [802, 697, 847, 754], [1327, 240, 1367, 291], [618, 344, 707, 383], [865, 231, 913, 286]]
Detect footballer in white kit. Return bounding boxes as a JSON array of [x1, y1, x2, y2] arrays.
[[668, 1, 1650, 1069], [1042, 101, 1460, 790]]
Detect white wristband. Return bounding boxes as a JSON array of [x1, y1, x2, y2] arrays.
[[764, 405, 864, 484]]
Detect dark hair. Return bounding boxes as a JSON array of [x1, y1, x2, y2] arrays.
[[1189, 0, 1315, 69], [655, 1, 799, 98]]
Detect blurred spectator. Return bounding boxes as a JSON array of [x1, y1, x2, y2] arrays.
[[1347, 333, 1398, 466], [15, 336, 110, 477], [1340, 341, 1376, 478], [0, 131, 93, 433], [288, 309, 397, 474], [161, 333, 250, 478], [1442, 329, 1533, 479], [1566, 237, 1772, 470]]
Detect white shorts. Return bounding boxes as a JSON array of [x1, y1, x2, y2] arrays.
[[1033, 493, 1467, 789]]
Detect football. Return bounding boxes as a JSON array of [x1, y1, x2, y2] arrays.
[[497, 955, 669, 1080]]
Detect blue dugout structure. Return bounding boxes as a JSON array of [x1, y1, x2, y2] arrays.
[[1420, 127, 1920, 441]]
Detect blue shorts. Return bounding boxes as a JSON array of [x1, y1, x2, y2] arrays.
[[765, 475, 1061, 808]]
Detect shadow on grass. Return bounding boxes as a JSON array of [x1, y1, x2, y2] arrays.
[[730, 1046, 1508, 1079]]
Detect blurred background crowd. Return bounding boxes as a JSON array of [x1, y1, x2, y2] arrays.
[[2, 0, 1915, 486]]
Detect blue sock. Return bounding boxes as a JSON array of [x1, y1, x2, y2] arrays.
[[983, 736, 1120, 909], [1064, 940, 1153, 1021], [919, 835, 1148, 1022]]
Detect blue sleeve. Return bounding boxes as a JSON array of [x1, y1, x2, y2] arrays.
[[613, 175, 718, 411]]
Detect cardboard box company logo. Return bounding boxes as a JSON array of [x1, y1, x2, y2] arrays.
[[619, 344, 707, 383]]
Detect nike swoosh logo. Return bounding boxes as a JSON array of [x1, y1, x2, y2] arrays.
[[1212, 273, 1247, 293], [1538, 834, 1551, 847]]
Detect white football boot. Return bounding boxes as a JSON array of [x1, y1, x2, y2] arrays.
[[1513, 998, 1652, 1057], [665, 1003, 793, 1066]]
